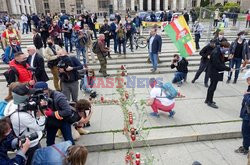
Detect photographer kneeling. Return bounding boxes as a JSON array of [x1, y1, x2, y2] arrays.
[[33, 82, 75, 146], [4, 84, 46, 165], [0, 118, 30, 165]]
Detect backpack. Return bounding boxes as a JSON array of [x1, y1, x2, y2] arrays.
[[160, 83, 178, 100], [0, 100, 7, 119], [92, 41, 98, 54], [3, 67, 19, 86]]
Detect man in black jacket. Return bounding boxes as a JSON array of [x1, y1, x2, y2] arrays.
[[58, 49, 83, 102], [33, 82, 74, 146], [27, 46, 49, 82], [171, 54, 188, 87], [32, 28, 44, 56], [38, 18, 49, 48], [192, 39, 216, 87], [205, 41, 233, 109]]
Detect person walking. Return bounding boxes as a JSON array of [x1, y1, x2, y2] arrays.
[[116, 23, 126, 56], [38, 18, 50, 48], [214, 9, 220, 27], [192, 39, 216, 87], [193, 21, 203, 50], [21, 14, 28, 34], [96, 34, 110, 77], [205, 41, 233, 109], [62, 19, 73, 53], [110, 18, 119, 54], [99, 19, 112, 58], [148, 28, 162, 73], [246, 11, 250, 28], [32, 28, 44, 56], [84, 24, 96, 63], [227, 31, 249, 84], [125, 18, 136, 52]]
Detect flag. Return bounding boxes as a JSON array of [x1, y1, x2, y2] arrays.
[[164, 16, 196, 57]]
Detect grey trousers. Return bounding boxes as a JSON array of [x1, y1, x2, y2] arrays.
[[61, 81, 79, 102]]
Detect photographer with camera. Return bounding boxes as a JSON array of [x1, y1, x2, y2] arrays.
[[170, 54, 189, 87], [0, 118, 30, 165], [33, 82, 75, 146], [57, 49, 83, 102], [4, 84, 46, 165], [62, 19, 73, 53]]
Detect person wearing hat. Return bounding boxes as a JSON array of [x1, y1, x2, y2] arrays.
[[192, 39, 216, 87], [235, 70, 250, 155], [33, 82, 75, 146], [1, 23, 21, 50], [2, 37, 22, 64], [227, 31, 249, 84], [4, 83, 46, 165]]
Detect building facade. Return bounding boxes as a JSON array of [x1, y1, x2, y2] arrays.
[[35, 0, 250, 16], [2, 0, 37, 16]]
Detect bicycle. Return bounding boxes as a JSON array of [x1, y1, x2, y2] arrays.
[[126, 32, 148, 49]]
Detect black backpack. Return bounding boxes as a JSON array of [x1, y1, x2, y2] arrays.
[[3, 67, 19, 86]]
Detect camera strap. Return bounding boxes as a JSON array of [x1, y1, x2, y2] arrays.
[[51, 145, 66, 158]]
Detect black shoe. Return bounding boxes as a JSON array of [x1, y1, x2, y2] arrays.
[[207, 102, 218, 109], [235, 146, 249, 155], [104, 74, 110, 78], [99, 70, 103, 73], [233, 79, 237, 84], [204, 100, 216, 104], [108, 56, 112, 59], [204, 83, 209, 88], [191, 79, 195, 83], [131, 50, 134, 52], [226, 79, 230, 84]]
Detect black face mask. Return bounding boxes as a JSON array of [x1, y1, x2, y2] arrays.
[[20, 61, 27, 67], [48, 42, 53, 47]]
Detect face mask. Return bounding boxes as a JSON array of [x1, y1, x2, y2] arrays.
[[48, 42, 53, 47], [240, 35, 246, 40], [20, 61, 27, 67], [220, 47, 229, 55], [11, 42, 17, 46]]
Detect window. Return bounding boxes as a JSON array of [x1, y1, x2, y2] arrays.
[[25, 6, 27, 14], [237, 0, 241, 5], [77, 10, 81, 14], [60, 3, 65, 8], [30, 7, 32, 13], [44, 3, 49, 9], [19, 5, 22, 14], [191, 0, 197, 7], [45, 9, 50, 14], [99, 0, 109, 9], [28, 0, 30, 4], [61, 9, 66, 13]]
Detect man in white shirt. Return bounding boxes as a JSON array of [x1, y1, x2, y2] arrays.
[[147, 78, 176, 117], [21, 14, 28, 34]]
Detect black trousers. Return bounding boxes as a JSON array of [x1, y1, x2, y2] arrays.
[[242, 120, 250, 150], [105, 39, 110, 56], [194, 60, 209, 84], [195, 34, 200, 49], [205, 79, 218, 103], [26, 143, 41, 165]]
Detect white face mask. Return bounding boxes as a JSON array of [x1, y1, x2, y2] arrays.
[[218, 35, 223, 40], [240, 35, 246, 40]]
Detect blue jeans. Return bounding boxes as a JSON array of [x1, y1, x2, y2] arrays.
[[76, 47, 86, 64], [228, 58, 242, 80], [149, 52, 158, 70], [64, 37, 72, 52], [22, 23, 28, 34], [46, 120, 74, 146], [80, 75, 95, 93], [172, 72, 187, 84]]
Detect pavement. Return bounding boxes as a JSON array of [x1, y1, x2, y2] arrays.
[[1, 23, 250, 164]]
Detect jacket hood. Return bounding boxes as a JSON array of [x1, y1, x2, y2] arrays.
[[4, 100, 17, 117]]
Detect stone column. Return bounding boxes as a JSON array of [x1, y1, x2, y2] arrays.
[[172, 0, 176, 10], [164, 0, 168, 10], [156, 0, 160, 11], [113, 0, 118, 11], [122, 0, 126, 10], [131, 0, 135, 11], [147, 0, 152, 11], [180, 0, 185, 10], [139, 0, 143, 11], [10, 0, 18, 14]]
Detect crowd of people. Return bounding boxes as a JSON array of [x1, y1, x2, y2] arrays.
[[0, 8, 250, 164]]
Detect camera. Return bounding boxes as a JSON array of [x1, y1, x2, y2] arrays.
[[14, 132, 39, 149], [173, 59, 178, 63], [18, 89, 50, 112], [57, 60, 68, 71]]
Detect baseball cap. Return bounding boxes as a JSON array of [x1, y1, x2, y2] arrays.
[[34, 82, 48, 90], [12, 84, 36, 96], [243, 69, 250, 79]]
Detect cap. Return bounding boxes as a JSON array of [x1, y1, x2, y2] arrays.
[[12, 84, 36, 96], [243, 69, 250, 79], [74, 25, 80, 31], [34, 82, 48, 90], [192, 161, 202, 165]]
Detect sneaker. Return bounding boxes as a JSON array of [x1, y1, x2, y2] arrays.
[[177, 82, 182, 87], [226, 79, 230, 84], [104, 74, 110, 78], [169, 110, 176, 118], [207, 102, 218, 109], [150, 112, 160, 118], [204, 100, 216, 104], [235, 146, 249, 155], [151, 68, 156, 72], [233, 79, 237, 84]]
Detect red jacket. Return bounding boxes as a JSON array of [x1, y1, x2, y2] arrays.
[[9, 60, 32, 83], [247, 14, 250, 21]]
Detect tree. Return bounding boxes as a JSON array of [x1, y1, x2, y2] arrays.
[[200, 0, 210, 7], [223, 2, 240, 12]]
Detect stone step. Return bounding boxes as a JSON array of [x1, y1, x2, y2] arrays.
[[44, 120, 241, 152]]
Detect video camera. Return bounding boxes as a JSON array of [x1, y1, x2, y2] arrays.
[[18, 89, 50, 113]]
